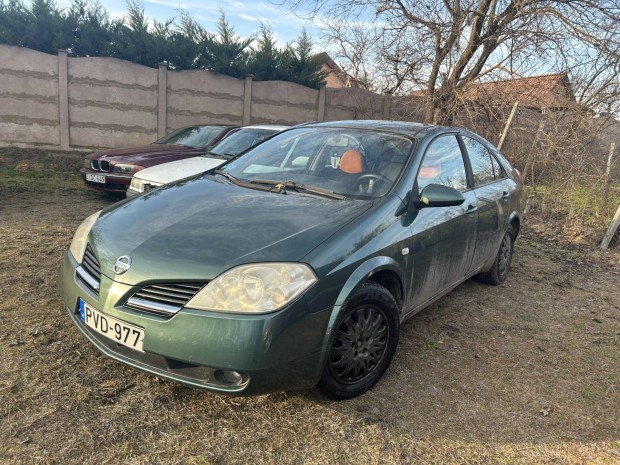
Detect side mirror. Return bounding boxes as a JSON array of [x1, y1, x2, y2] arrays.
[[413, 184, 465, 209]]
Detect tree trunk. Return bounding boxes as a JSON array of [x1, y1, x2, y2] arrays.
[[433, 90, 456, 125], [423, 96, 436, 123]]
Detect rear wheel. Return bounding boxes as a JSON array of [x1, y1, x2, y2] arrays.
[[478, 225, 514, 285], [318, 281, 400, 400]]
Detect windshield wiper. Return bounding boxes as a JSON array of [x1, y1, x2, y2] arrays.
[[205, 151, 228, 160], [213, 169, 238, 182], [250, 179, 346, 200], [212, 171, 273, 192]]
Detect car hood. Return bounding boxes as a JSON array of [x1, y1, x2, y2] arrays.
[[133, 156, 226, 185], [90, 176, 371, 284], [87, 144, 207, 168]]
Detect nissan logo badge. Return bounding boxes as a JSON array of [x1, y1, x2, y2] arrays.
[[113, 255, 132, 275]]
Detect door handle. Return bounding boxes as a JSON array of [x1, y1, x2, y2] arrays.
[[466, 204, 478, 214], [501, 191, 509, 200]]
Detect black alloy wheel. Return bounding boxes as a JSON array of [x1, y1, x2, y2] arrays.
[[328, 305, 389, 384], [497, 231, 513, 280], [478, 225, 514, 285], [318, 281, 400, 400]]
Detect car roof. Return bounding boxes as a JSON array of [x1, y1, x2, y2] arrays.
[[241, 125, 289, 130], [302, 120, 449, 138], [185, 124, 240, 129]]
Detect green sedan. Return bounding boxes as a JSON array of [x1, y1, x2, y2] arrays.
[[59, 120, 522, 399]]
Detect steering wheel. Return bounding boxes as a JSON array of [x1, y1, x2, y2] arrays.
[[354, 173, 391, 194]]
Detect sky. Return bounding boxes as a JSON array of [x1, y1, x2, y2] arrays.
[[53, 0, 323, 47]]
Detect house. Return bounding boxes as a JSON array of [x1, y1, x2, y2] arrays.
[[412, 73, 577, 112], [317, 53, 366, 89]]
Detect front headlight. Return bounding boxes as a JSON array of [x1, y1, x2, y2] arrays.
[[186, 263, 318, 313], [130, 177, 142, 192], [113, 163, 140, 174], [69, 210, 101, 262], [83, 158, 92, 169]]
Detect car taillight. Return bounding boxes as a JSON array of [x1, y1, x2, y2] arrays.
[[514, 168, 522, 182]]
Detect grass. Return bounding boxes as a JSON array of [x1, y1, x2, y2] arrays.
[[1, 148, 620, 464], [0, 169, 82, 191], [0, 147, 86, 198], [0, 146, 85, 171], [524, 182, 620, 231]]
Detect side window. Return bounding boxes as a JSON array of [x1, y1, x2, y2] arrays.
[[417, 135, 467, 192], [462, 136, 495, 186], [490, 153, 507, 180]]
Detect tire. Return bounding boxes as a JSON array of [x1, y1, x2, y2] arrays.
[[317, 281, 400, 400], [477, 225, 514, 285]]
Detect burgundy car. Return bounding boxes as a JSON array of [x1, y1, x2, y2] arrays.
[[80, 124, 239, 194]]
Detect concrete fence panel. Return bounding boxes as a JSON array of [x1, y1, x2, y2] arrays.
[[167, 70, 245, 131], [251, 81, 319, 125], [68, 57, 158, 148], [0, 45, 60, 146], [324, 88, 386, 122], [0, 44, 458, 151]]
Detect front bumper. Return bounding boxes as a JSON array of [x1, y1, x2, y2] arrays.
[[59, 252, 332, 395], [80, 168, 132, 193]]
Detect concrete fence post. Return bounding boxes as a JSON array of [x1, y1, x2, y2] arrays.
[[318, 84, 327, 122], [157, 63, 168, 138], [243, 75, 254, 125], [383, 91, 392, 120], [57, 49, 70, 149]]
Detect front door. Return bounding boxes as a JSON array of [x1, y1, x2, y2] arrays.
[[406, 134, 478, 310]]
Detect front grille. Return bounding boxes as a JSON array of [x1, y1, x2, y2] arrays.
[[76, 243, 101, 294], [91, 160, 100, 170], [100, 160, 110, 171], [82, 243, 101, 280], [126, 283, 206, 317]]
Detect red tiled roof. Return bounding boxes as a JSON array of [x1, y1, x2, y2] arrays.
[[412, 73, 576, 110]]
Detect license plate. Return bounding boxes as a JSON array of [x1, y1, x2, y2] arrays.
[[79, 300, 144, 352], [86, 173, 106, 183]]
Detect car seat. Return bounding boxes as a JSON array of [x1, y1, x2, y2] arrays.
[[339, 149, 365, 174]]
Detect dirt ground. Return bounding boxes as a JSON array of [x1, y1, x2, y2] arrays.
[[1, 150, 619, 464]]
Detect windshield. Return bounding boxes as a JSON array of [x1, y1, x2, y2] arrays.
[[211, 128, 280, 157], [222, 127, 414, 199], [155, 126, 226, 148]]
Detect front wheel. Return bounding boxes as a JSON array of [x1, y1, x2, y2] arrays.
[[317, 281, 400, 400], [477, 225, 514, 285]]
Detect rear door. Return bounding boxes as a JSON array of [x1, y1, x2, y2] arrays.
[[460, 135, 510, 273]]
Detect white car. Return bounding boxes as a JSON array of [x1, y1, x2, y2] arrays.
[[127, 125, 288, 197]]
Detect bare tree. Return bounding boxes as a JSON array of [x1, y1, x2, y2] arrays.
[[319, 19, 381, 91], [283, 0, 620, 124]]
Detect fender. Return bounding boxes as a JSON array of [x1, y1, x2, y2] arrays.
[[311, 255, 405, 383], [508, 211, 520, 230], [481, 211, 520, 272], [318, 255, 405, 359]]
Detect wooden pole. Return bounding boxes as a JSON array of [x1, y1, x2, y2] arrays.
[[603, 142, 616, 207], [601, 204, 620, 250], [606, 143, 616, 180], [497, 101, 519, 151]]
